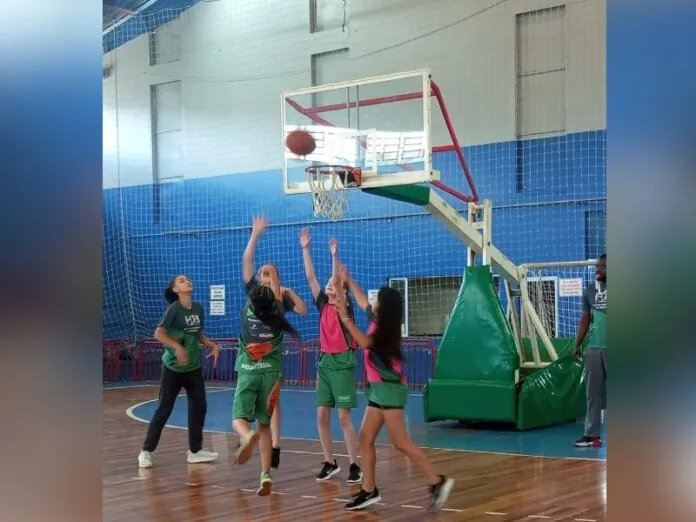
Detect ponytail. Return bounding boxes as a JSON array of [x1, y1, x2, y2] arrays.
[[250, 285, 300, 340], [164, 277, 178, 304]]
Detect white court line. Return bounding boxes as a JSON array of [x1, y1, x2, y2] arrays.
[[104, 384, 160, 390], [123, 389, 604, 462], [574, 519, 597, 522], [442, 508, 464, 513], [301, 495, 318, 499], [400, 504, 422, 509], [107, 383, 423, 397], [485, 512, 507, 516], [528, 516, 551, 519]]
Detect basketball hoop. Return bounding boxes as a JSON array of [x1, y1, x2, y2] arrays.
[[305, 165, 362, 221]]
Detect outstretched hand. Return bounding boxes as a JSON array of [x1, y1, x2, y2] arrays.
[[299, 228, 311, 248], [252, 215, 268, 236], [206, 344, 220, 368], [334, 285, 348, 316], [329, 238, 338, 256]]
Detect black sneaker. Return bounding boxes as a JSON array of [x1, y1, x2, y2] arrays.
[[429, 475, 454, 512], [347, 462, 363, 484], [574, 436, 602, 447], [345, 488, 381, 510], [271, 447, 281, 469], [316, 460, 341, 481]]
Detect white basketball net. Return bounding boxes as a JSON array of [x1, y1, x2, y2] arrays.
[[305, 166, 353, 221]]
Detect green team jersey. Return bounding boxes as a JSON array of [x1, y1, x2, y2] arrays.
[[159, 301, 204, 372], [235, 278, 286, 374], [582, 283, 607, 349]]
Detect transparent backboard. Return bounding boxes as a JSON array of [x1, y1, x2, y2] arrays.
[[281, 69, 439, 195]]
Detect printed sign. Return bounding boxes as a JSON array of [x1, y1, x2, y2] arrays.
[[210, 300, 225, 316], [367, 289, 379, 307], [558, 278, 584, 297], [210, 285, 225, 300]]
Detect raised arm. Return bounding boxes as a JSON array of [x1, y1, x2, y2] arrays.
[[242, 215, 267, 284], [339, 263, 369, 310], [330, 238, 340, 282], [281, 287, 308, 315], [299, 228, 321, 300], [334, 288, 373, 348]]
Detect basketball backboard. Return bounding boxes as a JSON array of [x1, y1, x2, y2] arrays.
[[281, 69, 439, 195]]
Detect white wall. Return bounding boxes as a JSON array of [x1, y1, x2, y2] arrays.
[[103, 0, 606, 189]]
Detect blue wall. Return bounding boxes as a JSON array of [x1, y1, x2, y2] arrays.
[[103, 130, 606, 341]]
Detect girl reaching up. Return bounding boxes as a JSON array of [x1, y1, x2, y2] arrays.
[[333, 285, 455, 512], [254, 262, 308, 470], [300, 229, 368, 484], [233, 215, 300, 496]]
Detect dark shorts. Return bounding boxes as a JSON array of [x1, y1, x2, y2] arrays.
[[366, 381, 408, 409], [367, 400, 403, 410]]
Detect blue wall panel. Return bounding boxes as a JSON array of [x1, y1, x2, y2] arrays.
[[103, 131, 606, 341]]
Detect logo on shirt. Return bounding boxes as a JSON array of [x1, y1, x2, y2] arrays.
[[240, 361, 273, 371], [183, 314, 201, 333], [594, 289, 607, 311]]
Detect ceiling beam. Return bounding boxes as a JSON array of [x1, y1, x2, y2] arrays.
[[103, 0, 160, 35], [103, 3, 137, 16]]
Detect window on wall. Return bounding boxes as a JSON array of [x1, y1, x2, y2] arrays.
[[150, 80, 183, 183], [515, 6, 567, 192], [309, 0, 346, 33], [389, 276, 463, 337], [148, 17, 182, 66], [150, 80, 183, 223], [584, 210, 606, 259], [515, 6, 567, 138]]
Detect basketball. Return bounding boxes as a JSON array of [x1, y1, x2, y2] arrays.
[[286, 130, 316, 156]]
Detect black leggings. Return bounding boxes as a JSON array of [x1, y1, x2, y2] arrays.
[[142, 367, 207, 453]]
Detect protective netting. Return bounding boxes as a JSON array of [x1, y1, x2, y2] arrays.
[[102, 0, 606, 383]]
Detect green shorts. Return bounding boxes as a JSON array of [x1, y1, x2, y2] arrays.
[[233, 371, 281, 426], [366, 381, 408, 409], [316, 366, 357, 409]]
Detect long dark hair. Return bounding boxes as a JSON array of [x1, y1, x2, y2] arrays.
[[164, 276, 179, 304], [250, 284, 300, 340], [371, 287, 403, 361]]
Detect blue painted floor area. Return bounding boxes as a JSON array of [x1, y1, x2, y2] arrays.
[[125, 386, 606, 461]]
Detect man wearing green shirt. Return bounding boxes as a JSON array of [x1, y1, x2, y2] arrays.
[[573, 253, 607, 447]]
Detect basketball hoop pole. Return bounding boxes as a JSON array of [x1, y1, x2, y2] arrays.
[[284, 79, 479, 204]]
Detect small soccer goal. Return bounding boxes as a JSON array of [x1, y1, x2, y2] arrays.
[[508, 260, 599, 369]]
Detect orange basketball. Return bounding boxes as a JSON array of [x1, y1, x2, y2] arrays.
[[286, 130, 316, 156]]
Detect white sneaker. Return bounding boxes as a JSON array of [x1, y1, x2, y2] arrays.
[[187, 449, 218, 464], [138, 450, 153, 468]]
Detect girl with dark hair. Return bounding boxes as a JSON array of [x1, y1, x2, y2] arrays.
[[233, 215, 300, 497], [255, 262, 307, 469], [334, 285, 454, 512], [138, 274, 221, 469], [300, 229, 367, 484]]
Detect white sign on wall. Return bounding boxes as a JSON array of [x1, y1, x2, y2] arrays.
[[558, 278, 584, 297], [367, 289, 379, 307], [210, 300, 225, 316], [210, 285, 225, 300]]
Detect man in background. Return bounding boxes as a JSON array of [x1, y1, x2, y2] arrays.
[[573, 253, 607, 447]]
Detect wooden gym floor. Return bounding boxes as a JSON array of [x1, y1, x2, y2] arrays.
[[103, 386, 606, 522]]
